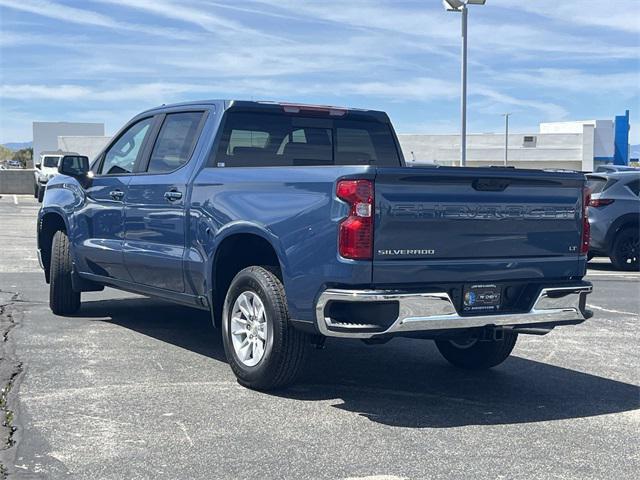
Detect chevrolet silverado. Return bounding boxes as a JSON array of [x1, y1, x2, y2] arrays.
[[37, 100, 593, 390]]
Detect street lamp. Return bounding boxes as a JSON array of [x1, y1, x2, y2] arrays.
[[442, 0, 486, 167], [502, 113, 511, 166]]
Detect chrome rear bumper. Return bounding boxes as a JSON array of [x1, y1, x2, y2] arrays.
[[315, 284, 592, 339]]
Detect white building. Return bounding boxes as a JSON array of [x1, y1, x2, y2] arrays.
[[57, 135, 112, 161], [32, 122, 105, 168], [399, 113, 630, 172]]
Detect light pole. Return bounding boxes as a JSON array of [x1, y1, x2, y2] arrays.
[[502, 113, 511, 166], [442, 0, 486, 167]]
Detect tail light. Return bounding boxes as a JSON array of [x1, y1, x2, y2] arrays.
[[589, 198, 615, 207], [337, 179, 374, 260], [580, 186, 591, 255]]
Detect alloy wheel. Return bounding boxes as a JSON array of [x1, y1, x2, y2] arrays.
[[230, 291, 268, 367]]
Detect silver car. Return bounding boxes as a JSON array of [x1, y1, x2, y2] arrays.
[[587, 172, 640, 270]]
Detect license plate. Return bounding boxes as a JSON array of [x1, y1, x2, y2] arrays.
[[463, 284, 502, 313]]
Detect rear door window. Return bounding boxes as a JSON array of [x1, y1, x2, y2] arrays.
[[147, 112, 204, 173], [214, 112, 400, 167]]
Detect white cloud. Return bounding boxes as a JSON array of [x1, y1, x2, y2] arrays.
[[501, 68, 640, 96], [472, 87, 569, 121], [248, 0, 637, 59], [491, 0, 640, 34], [95, 0, 287, 42], [0, 0, 199, 40], [0, 84, 92, 100]]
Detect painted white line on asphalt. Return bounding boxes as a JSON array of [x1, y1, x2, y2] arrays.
[[587, 272, 640, 279], [13, 195, 18, 205], [588, 304, 638, 317]]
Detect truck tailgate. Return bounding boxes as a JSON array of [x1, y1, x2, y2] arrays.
[[373, 167, 585, 284]]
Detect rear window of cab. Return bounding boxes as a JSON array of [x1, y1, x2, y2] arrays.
[[214, 112, 401, 168]]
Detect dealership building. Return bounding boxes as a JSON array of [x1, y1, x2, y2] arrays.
[[398, 110, 631, 172]]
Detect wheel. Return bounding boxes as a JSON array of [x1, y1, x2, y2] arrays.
[[222, 266, 308, 390], [49, 230, 81, 315], [33, 181, 39, 198], [37, 185, 45, 203], [435, 331, 518, 370], [610, 227, 639, 271]]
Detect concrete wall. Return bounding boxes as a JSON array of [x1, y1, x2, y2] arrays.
[[58, 136, 112, 161], [0, 170, 34, 194], [33, 122, 104, 168], [398, 132, 587, 170]]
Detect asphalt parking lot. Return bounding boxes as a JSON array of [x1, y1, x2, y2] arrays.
[[0, 194, 638, 480]]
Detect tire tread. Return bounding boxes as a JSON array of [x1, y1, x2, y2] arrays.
[[49, 230, 81, 315]]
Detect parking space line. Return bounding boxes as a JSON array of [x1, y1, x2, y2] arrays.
[[13, 195, 18, 205], [587, 272, 640, 279], [588, 304, 638, 317]]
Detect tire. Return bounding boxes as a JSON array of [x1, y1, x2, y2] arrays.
[[33, 181, 39, 198], [610, 227, 640, 271], [37, 185, 45, 203], [49, 230, 81, 315], [435, 331, 518, 370], [222, 266, 308, 390]]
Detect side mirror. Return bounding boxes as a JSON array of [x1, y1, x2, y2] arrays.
[[35, 162, 41, 169], [59, 155, 90, 177]]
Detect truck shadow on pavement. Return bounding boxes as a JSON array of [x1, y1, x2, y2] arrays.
[[80, 297, 640, 429]]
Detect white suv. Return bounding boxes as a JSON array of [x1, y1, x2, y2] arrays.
[[34, 151, 77, 201]]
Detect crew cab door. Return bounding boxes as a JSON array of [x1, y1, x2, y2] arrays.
[[73, 116, 155, 280], [124, 111, 206, 292]]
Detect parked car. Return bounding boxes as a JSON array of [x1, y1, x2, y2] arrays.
[[34, 151, 78, 202], [7, 159, 22, 169], [595, 164, 639, 173], [586, 172, 640, 270], [37, 100, 593, 390]]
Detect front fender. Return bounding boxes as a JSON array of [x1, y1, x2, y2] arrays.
[[38, 176, 86, 266]]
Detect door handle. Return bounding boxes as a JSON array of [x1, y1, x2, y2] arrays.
[[164, 190, 183, 202], [109, 189, 124, 200]]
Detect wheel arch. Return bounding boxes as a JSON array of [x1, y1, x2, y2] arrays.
[[209, 224, 286, 327], [604, 213, 640, 254]]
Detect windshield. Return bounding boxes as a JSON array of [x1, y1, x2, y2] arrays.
[[43, 156, 59, 168]]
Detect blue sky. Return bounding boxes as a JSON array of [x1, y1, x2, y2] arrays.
[[0, 0, 638, 144]]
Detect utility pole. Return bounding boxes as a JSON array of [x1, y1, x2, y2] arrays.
[[502, 113, 511, 166], [460, 5, 468, 166], [442, 0, 486, 166]]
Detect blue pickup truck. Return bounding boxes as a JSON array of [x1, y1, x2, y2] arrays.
[[37, 100, 593, 390]]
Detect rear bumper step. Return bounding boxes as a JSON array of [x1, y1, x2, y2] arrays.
[[315, 284, 592, 339]]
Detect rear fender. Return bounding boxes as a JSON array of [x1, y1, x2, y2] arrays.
[[205, 222, 289, 305]]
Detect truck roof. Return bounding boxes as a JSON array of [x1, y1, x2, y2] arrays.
[[139, 100, 389, 121]]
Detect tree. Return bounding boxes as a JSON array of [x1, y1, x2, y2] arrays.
[[0, 145, 13, 162], [12, 147, 33, 168]]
